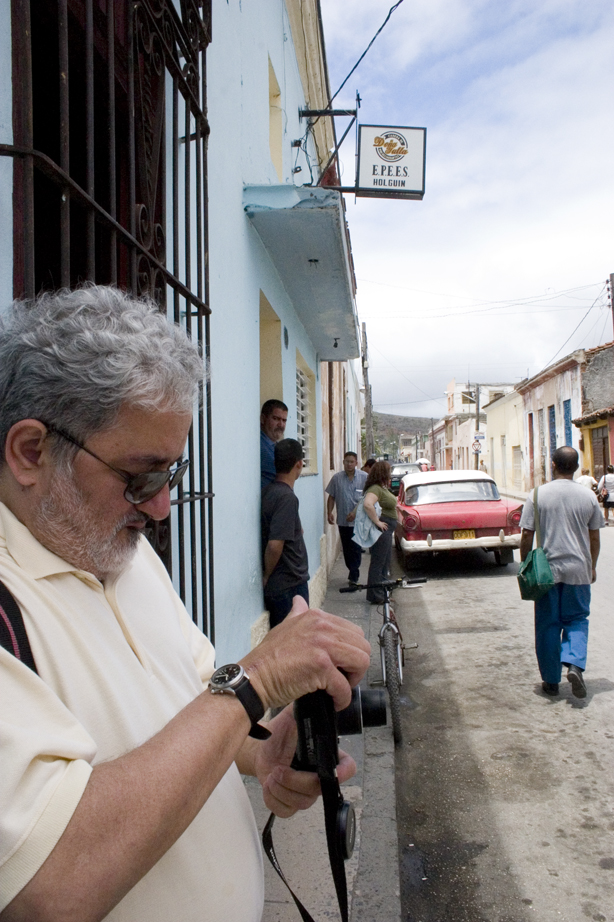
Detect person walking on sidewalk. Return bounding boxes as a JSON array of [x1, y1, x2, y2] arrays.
[[326, 451, 367, 586], [519, 446, 603, 699], [262, 439, 309, 627], [597, 464, 614, 524], [362, 461, 397, 604]]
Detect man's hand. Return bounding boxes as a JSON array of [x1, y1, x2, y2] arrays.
[[242, 596, 370, 713], [519, 528, 534, 562], [327, 510, 335, 525], [245, 707, 356, 818], [346, 510, 356, 523], [326, 495, 335, 525]]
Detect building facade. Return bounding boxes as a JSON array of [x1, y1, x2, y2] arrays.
[[0, 0, 361, 665], [572, 343, 614, 480]]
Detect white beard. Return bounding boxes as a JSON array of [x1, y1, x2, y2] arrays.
[[33, 466, 148, 580]]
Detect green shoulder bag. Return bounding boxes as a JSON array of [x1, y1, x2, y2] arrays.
[[517, 486, 555, 601]]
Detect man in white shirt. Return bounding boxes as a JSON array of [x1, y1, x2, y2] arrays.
[[0, 286, 370, 922], [520, 447, 603, 699], [575, 468, 597, 491]]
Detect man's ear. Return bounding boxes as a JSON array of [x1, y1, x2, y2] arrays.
[[3, 420, 51, 487]]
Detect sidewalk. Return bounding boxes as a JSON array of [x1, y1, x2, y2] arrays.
[[246, 552, 402, 922]]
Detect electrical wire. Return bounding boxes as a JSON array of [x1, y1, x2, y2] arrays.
[[369, 341, 447, 405], [539, 284, 606, 371], [329, 1, 406, 104]]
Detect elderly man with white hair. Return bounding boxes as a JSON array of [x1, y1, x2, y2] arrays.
[[0, 286, 370, 922]]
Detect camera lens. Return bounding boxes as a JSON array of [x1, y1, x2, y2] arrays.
[[359, 688, 387, 727], [336, 686, 387, 736]]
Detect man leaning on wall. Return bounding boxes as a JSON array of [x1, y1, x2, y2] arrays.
[[260, 399, 288, 489]]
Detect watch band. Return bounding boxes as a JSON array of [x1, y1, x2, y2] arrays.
[[234, 678, 272, 740]]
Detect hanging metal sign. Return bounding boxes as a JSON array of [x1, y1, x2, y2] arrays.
[[356, 125, 426, 200]]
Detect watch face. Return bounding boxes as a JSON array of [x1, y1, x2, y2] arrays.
[[212, 664, 243, 687]]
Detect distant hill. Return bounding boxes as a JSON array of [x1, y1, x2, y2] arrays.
[[370, 412, 433, 457], [373, 412, 433, 437]]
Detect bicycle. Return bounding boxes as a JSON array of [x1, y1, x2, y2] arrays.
[[340, 577, 426, 744]]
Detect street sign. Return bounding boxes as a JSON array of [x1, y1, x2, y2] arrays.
[[472, 440, 481, 453], [474, 433, 485, 440], [356, 125, 426, 200]]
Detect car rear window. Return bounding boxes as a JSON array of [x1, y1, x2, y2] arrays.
[[403, 480, 500, 505]]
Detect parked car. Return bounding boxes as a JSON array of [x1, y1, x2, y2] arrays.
[[395, 470, 523, 566], [390, 462, 422, 496]]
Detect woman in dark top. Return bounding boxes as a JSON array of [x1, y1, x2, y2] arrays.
[[363, 461, 397, 603]]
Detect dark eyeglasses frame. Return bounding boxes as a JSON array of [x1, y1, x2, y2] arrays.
[[44, 424, 189, 505]]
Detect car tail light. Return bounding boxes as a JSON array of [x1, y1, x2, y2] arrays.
[[402, 510, 420, 535], [507, 506, 522, 528]]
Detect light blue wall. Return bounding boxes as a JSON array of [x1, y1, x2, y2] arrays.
[[0, 3, 13, 308], [207, 0, 325, 664]]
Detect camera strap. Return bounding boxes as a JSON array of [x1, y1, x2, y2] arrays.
[[262, 755, 350, 922]]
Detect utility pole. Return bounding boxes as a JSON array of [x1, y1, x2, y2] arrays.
[[361, 323, 375, 459], [474, 383, 480, 471], [431, 417, 435, 466], [609, 274, 614, 343]]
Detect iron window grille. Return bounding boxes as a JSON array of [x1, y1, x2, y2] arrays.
[[296, 366, 310, 470], [4, 0, 215, 640]]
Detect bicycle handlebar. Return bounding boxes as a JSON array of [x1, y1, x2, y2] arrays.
[[339, 577, 426, 594]]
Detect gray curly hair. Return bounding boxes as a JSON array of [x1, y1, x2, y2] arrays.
[[0, 285, 204, 463]]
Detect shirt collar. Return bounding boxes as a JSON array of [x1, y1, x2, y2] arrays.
[[0, 501, 98, 581]]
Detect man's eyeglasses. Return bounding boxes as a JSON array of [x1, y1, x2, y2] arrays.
[[45, 425, 189, 505]]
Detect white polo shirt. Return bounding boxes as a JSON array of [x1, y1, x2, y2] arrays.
[[0, 503, 263, 920]]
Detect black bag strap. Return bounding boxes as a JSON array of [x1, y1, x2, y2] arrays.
[[262, 774, 350, 922], [0, 579, 38, 674], [262, 735, 350, 922]]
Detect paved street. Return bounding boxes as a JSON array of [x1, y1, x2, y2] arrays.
[[393, 529, 614, 922]]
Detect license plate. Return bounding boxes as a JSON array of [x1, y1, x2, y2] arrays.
[[453, 529, 475, 540]]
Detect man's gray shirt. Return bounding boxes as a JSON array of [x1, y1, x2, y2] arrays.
[[520, 480, 603, 584], [326, 470, 368, 527]]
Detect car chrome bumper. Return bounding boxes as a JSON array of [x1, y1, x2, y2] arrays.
[[399, 534, 521, 554]]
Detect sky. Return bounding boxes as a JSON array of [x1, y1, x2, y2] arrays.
[[318, 0, 614, 422]]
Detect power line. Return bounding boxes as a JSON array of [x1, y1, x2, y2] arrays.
[[329, 1, 406, 104], [369, 341, 447, 405], [539, 284, 606, 371]]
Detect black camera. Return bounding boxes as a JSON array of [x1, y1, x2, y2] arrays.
[[292, 686, 386, 860]]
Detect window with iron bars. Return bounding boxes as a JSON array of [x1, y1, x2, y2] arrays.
[[296, 354, 316, 474], [296, 367, 310, 469], [4, 0, 215, 641]]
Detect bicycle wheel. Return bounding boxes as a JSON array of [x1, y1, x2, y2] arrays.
[[383, 628, 403, 745]]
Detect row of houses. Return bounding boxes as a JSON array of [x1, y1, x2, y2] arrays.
[[0, 0, 364, 664], [486, 343, 614, 495], [417, 345, 614, 496]]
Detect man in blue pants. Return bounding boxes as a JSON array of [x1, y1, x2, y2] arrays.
[[520, 446, 603, 698]]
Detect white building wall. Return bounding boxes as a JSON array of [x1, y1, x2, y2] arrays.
[[207, 0, 328, 664], [521, 365, 582, 488]]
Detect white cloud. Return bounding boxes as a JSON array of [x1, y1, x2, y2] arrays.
[[318, 1, 614, 420]]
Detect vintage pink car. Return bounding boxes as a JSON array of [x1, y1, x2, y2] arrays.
[[395, 470, 523, 567]]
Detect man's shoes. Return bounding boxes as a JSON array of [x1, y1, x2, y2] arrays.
[[348, 579, 359, 588], [566, 664, 587, 698], [541, 682, 559, 696]]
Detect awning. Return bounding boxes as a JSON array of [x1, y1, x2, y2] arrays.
[[244, 185, 360, 360], [572, 405, 614, 427]]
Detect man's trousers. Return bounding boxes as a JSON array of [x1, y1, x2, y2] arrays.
[[534, 582, 590, 684], [265, 582, 309, 629], [338, 525, 362, 584]]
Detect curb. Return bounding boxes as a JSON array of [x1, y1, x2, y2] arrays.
[[246, 554, 401, 921]]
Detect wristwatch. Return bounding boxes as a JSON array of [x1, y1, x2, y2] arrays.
[[209, 664, 272, 740]]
